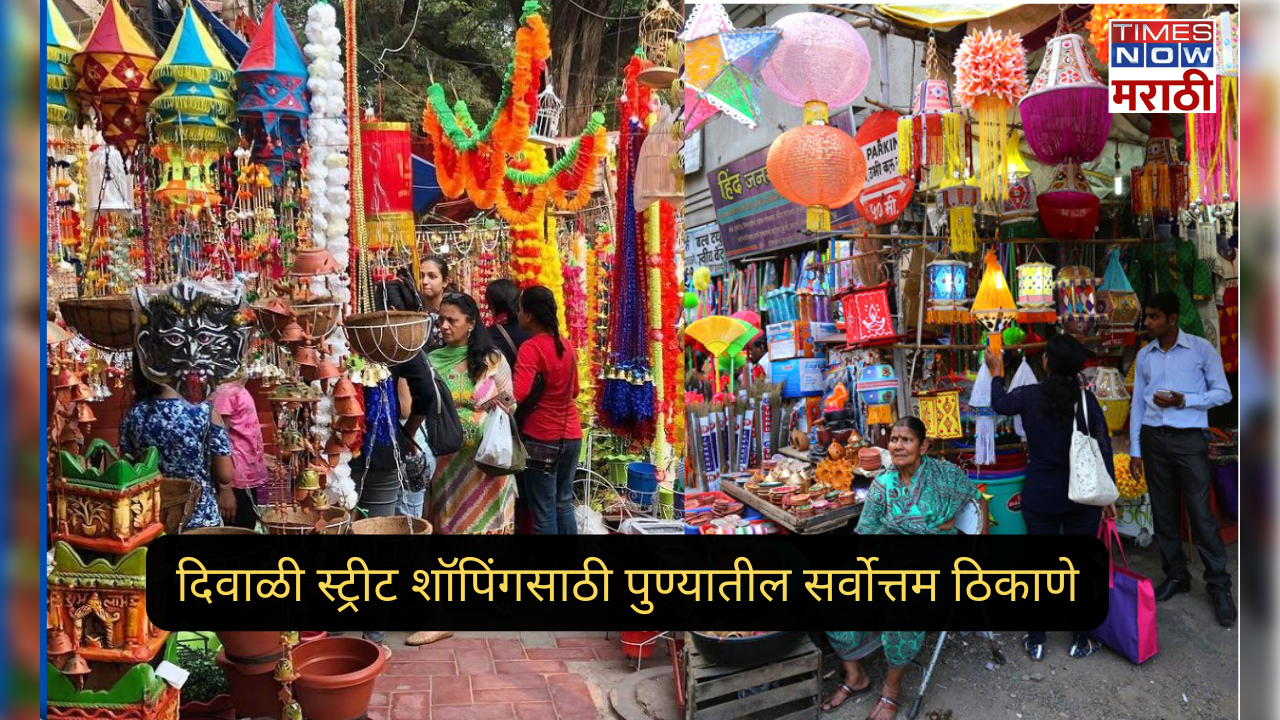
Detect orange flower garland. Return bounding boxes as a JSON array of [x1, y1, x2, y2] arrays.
[[1086, 4, 1168, 66]]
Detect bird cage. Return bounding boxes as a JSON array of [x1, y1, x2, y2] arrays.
[[529, 70, 562, 147], [638, 0, 682, 88], [634, 103, 682, 211]]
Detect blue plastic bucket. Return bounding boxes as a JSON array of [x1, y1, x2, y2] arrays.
[[627, 462, 658, 507]]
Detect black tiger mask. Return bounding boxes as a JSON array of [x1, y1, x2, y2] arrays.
[[133, 280, 250, 404]]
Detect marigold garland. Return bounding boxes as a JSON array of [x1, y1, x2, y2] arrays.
[[495, 121, 607, 224], [1086, 4, 1168, 66]]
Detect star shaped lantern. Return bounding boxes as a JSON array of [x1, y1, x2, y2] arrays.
[[681, 2, 781, 136]]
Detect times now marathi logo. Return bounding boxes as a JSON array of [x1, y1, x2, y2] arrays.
[[1109, 19, 1216, 114]]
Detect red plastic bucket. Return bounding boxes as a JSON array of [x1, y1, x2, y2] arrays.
[[620, 631, 660, 659]]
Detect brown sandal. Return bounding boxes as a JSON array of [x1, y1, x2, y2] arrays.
[[822, 680, 873, 713], [865, 695, 900, 720]]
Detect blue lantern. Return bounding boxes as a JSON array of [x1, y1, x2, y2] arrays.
[[927, 259, 969, 324], [856, 363, 897, 424]]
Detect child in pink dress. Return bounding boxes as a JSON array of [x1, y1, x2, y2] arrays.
[[211, 383, 269, 529]]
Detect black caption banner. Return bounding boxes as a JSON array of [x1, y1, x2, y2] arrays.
[[146, 535, 1109, 632]]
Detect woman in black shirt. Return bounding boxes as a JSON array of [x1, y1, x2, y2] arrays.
[[484, 278, 529, 368], [987, 333, 1115, 661]]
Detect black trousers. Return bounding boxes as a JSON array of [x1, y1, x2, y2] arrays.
[[1141, 426, 1231, 593], [229, 488, 259, 529], [1024, 504, 1102, 645]]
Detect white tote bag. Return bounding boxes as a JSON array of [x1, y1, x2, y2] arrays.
[[1068, 389, 1119, 506]]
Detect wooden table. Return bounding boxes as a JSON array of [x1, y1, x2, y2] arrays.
[[721, 481, 861, 535]]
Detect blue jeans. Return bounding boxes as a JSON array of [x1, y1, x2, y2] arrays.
[[517, 438, 581, 535], [396, 488, 425, 518]]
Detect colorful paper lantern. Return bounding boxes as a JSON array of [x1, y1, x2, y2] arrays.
[[1038, 161, 1099, 240], [73, 0, 159, 156], [841, 285, 895, 347], [971, 250, 1019, 353], [1130, 114, 1187, 218], [1019, 33, 1110, 164], [1016, 261, 1057, 323], [150, 3, 237, 150], [896, 36, 970, 189], [953, 28, 1028, 203], [939, 181, 980, 253], [927, 259, 970, 324], [681, 3, 779, 132], [236, 0, 310, 179], [1001, 137, 1040, 238], [361, 122, 415, 253], [45, 0, 81, 128], [1055, 265, 1104, 335], [1082, 366, 1131, 433], [1098, 249, 1140, 345], [1187, 11, 1238, 206], [1086, 4, 1168, 66], [856, 363, 897, 425], [762, 12, 870, 114], [918, 390, 962, 439], [766, 122, 865, 232]]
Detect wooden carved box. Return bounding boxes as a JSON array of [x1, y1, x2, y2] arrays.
[[47, 662, 180, 720], [48, 542, 169, 663], [53, 440, 163, 554]]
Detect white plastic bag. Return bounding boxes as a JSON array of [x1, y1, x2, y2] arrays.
[[476, 410, 514, 471]]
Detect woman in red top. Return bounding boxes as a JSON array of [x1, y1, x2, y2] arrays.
[[512, 286, 583, 534]]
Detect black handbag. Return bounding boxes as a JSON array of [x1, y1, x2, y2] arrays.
[[423, 364, 464, 457]]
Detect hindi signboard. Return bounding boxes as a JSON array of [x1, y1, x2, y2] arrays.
[[853, 110, 914, 226], [707, 113, 858, 259], [685, 223, 727, 277]]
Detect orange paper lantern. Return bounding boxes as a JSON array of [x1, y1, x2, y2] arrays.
[[766, 122, 865, 232]]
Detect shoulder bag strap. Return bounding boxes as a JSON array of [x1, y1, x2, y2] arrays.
[[494, 323, 516, 359], [1076, 388, 1089, 435]]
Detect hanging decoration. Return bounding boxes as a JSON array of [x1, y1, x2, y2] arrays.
[[1038, 160, 1099, 240], [767, 120, 866, 232], [497, 111, 608, 223], [926, 259, 969, 324], [840, 285, 896, 346], [856, 363, 897, 426], [682, 2, 780, 132], [1086, 4, 1168, 66], [637, 0, 684, 89], [953, 28, 1027, 203], [1083, 366, 1132, 434], [1187, 11, 1239, 206], [507, 143, 568, 333], [1001, 134, 1040, 238], [150, 3, 238, 150], [1131, 114, 1187, 218], [969, 363, 996, 465], [1016, 261, 1057, 323], [1054, 265, 1104, 335], [45, 0, 81, 129], [73, 0, 160, 157], [938, 181, 980, 253], [897, 36, 970, 189], [361, 122, 415, 254], [762, 12, 870, 113], [133, 279, 250, 405], [1099, 249, 1140, 345], [918, 389, 962, 440], [599, 54, 656, 441], [236, 0, 310, 181], [971, 249, 1019, 358], [635, 103, 683, 211], [1019, 32, 1110, 165]]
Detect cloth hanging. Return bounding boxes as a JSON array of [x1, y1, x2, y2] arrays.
[[970, 364, 995, 465], [1008, 358, 1038, 441]]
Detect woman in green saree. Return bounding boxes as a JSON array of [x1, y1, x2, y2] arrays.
[[823, 417, 985, 718]]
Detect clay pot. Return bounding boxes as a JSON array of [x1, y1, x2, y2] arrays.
[[291, 248, 341, 277], [332, 377, 358, 398], [292, 637, 389, 720], [859, 448, 883, 472], [214, 631, 285, 665], [216, 650, 283, 720], [179, 694, 235, 720], [299, 631, 329, 644], [317, 360, 342, 382]]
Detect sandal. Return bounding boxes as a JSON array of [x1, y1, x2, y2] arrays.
[[822, 679, 873, 713], [1069, 638, 1101, 659], [865, 695, 900, 720]]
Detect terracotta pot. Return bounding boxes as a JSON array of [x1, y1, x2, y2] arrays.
[[858, 448, 882, 472], [299, 631, 329, 644], [292, 637, 389, 720], [179, 694, 235, 720], [291, 248, 341, 277], [213, 631, 284, 664], [216, 650, 283, 720]]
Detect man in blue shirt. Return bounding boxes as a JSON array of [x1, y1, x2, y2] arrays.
[[1129, 292, 1235, 626]]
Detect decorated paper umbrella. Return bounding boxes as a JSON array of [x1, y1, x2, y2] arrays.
[[1020, 32, 1109, 165], [953, 28, 1028, 203], [236, 0, 309, 179], [73, 0, 159, 156], [150, 2, 237, 150], [46, 0, 81, 128], [686, 315, 754, 395]]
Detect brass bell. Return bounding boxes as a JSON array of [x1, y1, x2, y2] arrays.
[[47, 627, 75, 656], [296, 467, 322, 491], [75, 403, 97, 424]]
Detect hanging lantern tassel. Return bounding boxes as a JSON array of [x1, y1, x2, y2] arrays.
[[949, 205, 977, 253], [867, 402, 894, 426]]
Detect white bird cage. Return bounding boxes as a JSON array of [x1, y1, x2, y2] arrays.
[[529, 71, 562, 147]]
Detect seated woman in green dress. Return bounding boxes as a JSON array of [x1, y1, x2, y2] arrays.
[[823, 416, 985, 718]]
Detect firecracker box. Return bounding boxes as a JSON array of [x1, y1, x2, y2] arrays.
[[766, 321, 836, 360], [772, 358, 826, 398]]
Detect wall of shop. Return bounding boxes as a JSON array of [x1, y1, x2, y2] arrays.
[[684, 5, 930, 245]]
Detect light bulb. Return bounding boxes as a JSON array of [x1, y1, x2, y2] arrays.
[[1114, 173, 1124, 196]]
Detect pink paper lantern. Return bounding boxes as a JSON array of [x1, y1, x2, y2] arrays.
[[1037, 161, 1099, 240], [1019, 34, 1110, 164], [762, 12, 870, 110]]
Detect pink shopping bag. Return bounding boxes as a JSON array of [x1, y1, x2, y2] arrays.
[[1091, 517, 1159, 663]]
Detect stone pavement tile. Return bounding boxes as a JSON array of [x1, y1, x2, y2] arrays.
[[369, 708, 389, 720], [398, 647, 457, 662], [455, 647, 496, 675], [494, 660, 569, 675], [550, 631, 605, 637], [553, 637, 615, 649], [431, 675, 474, 706], [470, 673, 549, 690], [592, 648, 625, 663], [519, 631, 557, 649], [391, 692, 430, 720], [472, 684, 553, 705], [525, 647, 598, 661], [377, 675, 436, 693], [434, 637, 491, 651], [370, 691, 391, 708], [457, 630, 521, 639], [546, 673, 597, 719], [487, 638, 528, 660], [386, 661, 458, 676], [433, 704, 514, 720], [512, 702, 557, 720]]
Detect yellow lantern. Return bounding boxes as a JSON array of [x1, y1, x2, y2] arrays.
[[971, 250, 1019, 361]]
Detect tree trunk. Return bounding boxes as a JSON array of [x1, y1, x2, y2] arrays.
[[550, 0, 608, 136]]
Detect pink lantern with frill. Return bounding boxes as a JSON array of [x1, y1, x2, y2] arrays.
[[1037, 161, 1098, 240], [761, 12, 870, 112], [1019, 33, 1110, 164]]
